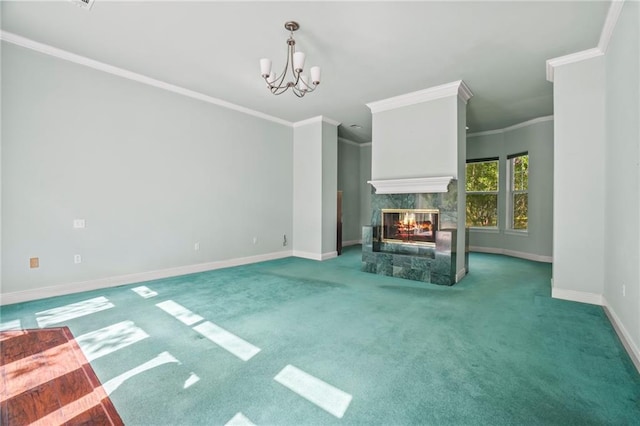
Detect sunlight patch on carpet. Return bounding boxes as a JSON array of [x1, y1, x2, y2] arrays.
[[274, 364, 352, 419], [184, 372, 200, 389], [132, 286, 158, 298], [192, 321, 260, 361], [76, 320, 149, 362], [0, 319, 21, 331], [156, 300, 204, 326], [103, 351, 180, 395], [225, 412, 256, 426], [36, 296, 114, 327]]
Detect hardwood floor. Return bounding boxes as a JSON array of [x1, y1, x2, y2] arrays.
[[1, 327, 123, 426]]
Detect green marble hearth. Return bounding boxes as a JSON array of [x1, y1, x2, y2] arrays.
[[362, 226, 461, 286], [362, 184, 467, 285]]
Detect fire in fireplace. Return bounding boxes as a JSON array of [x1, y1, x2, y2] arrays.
[[381, 209, 440, 245]]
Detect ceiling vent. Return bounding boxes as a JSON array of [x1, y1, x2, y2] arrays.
[[69, 0, 94, 10]]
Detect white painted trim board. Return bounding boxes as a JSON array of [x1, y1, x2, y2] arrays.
[[469, 246, 552, 263], [550, 290, 640, 374], [1, 250, 293, 306], [602, 296, 640, 374]]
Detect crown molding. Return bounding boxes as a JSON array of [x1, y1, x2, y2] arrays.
[[293, 116, 341, 128], [467, 115, 554, 138], [546, 48, 603, 82], [338, 138, 361, 147], [598, 0, 625, 53], [457, 80, 473, 104], [546, 0, 625, 83], [366, 80, 473, 114], [322, 117, 341, 127], [368, 176, 453, 194], [0, 30, 294, 127], [338, 137, 372, 147]]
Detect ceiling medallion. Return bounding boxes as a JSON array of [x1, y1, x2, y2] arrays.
[[260, 21, 321, 98]]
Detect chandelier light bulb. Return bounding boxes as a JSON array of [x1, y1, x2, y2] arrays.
[[310, 66, 321, 85], [259, 21, 321, 97], [293, 51, 306, 72], [299, 75, 309, 92], [260, 58, 272, 78]]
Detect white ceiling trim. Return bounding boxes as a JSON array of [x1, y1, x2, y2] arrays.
[[598, 0, 625, 53], [545, 48, 603, 82], [0, 30, 294, 127], [467, 115, 554, 138], [546, 0, 624, 83], [338, 138, 361, 147], [292, 116, 341, 128], [338, 138, 372, 148], [366, 80, 473, 114], [368, 176, 453, 194]]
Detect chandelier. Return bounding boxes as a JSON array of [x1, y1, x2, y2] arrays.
[[260, 21, 321, 97]]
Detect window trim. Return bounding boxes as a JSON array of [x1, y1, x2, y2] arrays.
[[506, 152, 528, 231], [465, 157, 499, 228]]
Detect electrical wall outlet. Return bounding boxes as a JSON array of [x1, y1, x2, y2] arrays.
[[30, 257, 39, 269], [73, 219, 86, 229], [194, 242, 200, 251], [74, 254, 82, 264], [253, 237, 258, 245]]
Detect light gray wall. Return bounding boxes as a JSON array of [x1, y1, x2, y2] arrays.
[[321, 121, 338, 255], [292, 118, 338, 258], [603, 1, 639, 359], [359, 145, 373, 229], [371, 96, 459, 180], [553, 56, 605, 296], [337, 140, 361, 243], [1, 43, 293, 295], [293, 121, 322, 256], [467, 118, 554, 259]]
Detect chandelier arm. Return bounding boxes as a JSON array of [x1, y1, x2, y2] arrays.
[[261, 21, 318, 97], [270, 84, 290, 96], [297, 75, 318, 93], [263, 77, 287, 95]]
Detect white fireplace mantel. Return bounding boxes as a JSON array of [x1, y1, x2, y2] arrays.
[[368, 176, 453, 194]]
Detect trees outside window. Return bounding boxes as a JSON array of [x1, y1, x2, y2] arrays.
[[466, 159, 498, 227], [508, 153, 528, 230]]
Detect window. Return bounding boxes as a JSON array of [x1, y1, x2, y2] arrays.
[[466, 158, 499, 227], [508, 152, 528, 230]]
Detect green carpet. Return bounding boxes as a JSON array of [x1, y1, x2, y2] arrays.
[[2, 246, 639, 425]]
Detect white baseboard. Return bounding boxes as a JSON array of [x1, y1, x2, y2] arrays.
[[292, 250, 338, 261], [321, 251, 338, 260], [469, 246, 553, 263], [551, 288, 604, 306], [602, 296, 640, 374], [455, 268, 466, 283], [292, 250, 322, 261], [550, 289, 639, 373], [0, 250, 293, 306], [342, 240, 362, 247]]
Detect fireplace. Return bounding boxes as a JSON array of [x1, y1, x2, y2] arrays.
[[381, 209, 439, 245]]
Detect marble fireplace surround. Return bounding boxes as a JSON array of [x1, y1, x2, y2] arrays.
[[362, 179, 468, 286]]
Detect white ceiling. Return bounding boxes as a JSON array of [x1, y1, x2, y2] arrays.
[[1, 1, 611, 143]]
